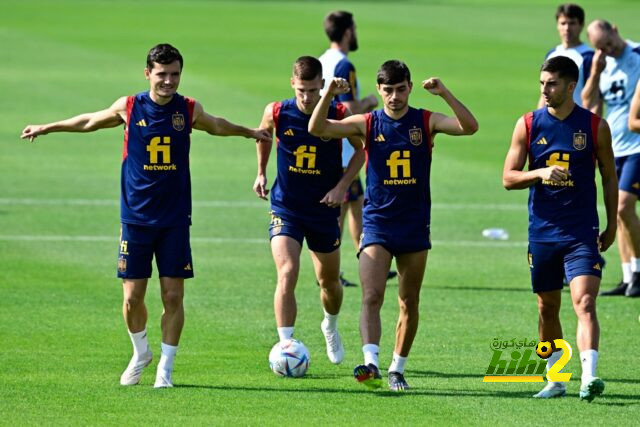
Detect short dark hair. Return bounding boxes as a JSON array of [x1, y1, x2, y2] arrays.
[[293, 56, 323, 81], [146, 44, 183, 70], [541, 56, 579, 83], [323, 11, 354, 42], [376, 60, 411, 85], [555, 3, 585, 25]]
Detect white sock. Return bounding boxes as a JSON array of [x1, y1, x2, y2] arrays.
[[322, 310, 338, 330], [157, 343, 178, 374], [277, 327, 294, 342], [580, 349, 598, 383], [623, 263, 632, 283], [546, 349, 564, 386], [363, 343, 379, 367], [631, 258, 640, 273], [388, 352, 407, 374], [128, 328, 150, 357]]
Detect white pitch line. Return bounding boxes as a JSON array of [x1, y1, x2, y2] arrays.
[[0, 235, 527, 247], [0, 198, 527, 210]]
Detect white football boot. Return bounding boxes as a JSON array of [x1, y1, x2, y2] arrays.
[[120, 350, 153, 386], [154, 369, 174, 388], [321, 318, 344, 364], [533, 382, 566, 398]]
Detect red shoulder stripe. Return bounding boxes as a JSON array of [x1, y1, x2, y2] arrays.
[[523, 112, 533, 151], [364, 112, 373, 175], [523, 111, 534, 167], [335, 102, 346, 120], [591, 113, 600, 153], [122, 96, 135, 161], [185, 96, 196, 131], [364, 112, 373, 150], [272, 101, 282, 129]]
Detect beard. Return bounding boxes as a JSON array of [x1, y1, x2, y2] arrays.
[[349, 35, 358, 52]]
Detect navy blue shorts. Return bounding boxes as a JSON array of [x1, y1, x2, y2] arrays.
[[343, 175, 364, 203], [359, 224, 431, 256], [269, 211, 340, 253], [615, 153, 640, 196], [117, 223, 194, 279], [527, 240, 601, 293]]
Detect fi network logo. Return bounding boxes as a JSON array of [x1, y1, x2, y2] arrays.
[[483, 338, 572, 383]]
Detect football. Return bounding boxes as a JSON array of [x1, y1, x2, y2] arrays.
[[269, 339, 310, 377], [535, 341, 553, 359]]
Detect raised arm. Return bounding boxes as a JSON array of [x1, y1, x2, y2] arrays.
[[20, 97, 128, 142], [192, 102, 272, 142], [332, 61, 377, 114], [423, 78, 478, 136], [595, 118, 618, 251], [309, 78, 367, 139], [253, 103, 275, 200], [502, 116, 569, 190], [629, 79, 640, 132], [319, 107, 365, 207], [581, 49, 606, 115]]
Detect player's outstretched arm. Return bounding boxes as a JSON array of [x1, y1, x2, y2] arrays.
[[596, 118, 618, 252], [502, 117, 569, 190], [320, 108, 365, 207], [20, 97, 127, 142], [192, 102, 272, 143], [253, 103, 275, 200], [423, 78, 478, 136], [581, 49, 605, 115], [629, 80, 640, 133], [308, 78, 366, 139]]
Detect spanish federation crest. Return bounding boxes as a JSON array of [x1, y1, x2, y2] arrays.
[[409, 127, 423, 146], [573, 132, 586, 151], [172, 112, 185, 131], [270, 213, 283, 236]]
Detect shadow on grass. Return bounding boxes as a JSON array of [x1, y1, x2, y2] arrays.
[[411, 370, 482, 380], [174, 383, 539, 399], [438, 285, 529, 293], [176, 384, 640, 403]]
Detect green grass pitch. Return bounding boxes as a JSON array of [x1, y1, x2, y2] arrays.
[[1, 0, 639, 424]]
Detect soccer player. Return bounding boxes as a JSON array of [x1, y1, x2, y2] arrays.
[[20, 44, 271, 388], [252, 56, 365, 364], [308, 60, 478, 391], [582, 20, 640, 298], [503, 56, 617, 401], [537, 4, 594, 109], [318, 11, 380, 286]]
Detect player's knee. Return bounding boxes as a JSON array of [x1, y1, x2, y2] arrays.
[[277, 263, 298, 283], [161, 290, 183, 311], [575, 293, 596, 315], [537, 298, 560, 317], [617, 201, 637, 222], [123, 289, 145, 309], [363, 289, 384, 309], [317, 276, 340, 291]]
